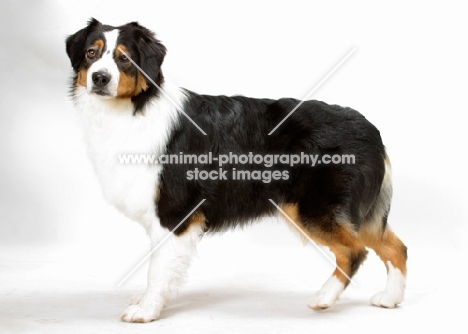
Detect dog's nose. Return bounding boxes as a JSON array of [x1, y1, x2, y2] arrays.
[[92, 72, 111, 87]]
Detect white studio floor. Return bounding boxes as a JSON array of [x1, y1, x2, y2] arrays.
[[0, 221, 464, 334]]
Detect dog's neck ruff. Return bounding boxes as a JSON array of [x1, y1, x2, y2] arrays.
[[73, 82, 185, 227]]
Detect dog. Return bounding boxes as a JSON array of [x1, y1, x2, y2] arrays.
[[66, 18, 407, 323]]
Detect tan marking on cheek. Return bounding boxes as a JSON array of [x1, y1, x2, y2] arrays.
[[115, 44, 148, 98], [117, 72, 137, 98], [75, 39, 103, 90], [115, 45, 136, 98], [76, 68, 88, 87], [137, 71, 149, 92], [117, 71, 148, 98]]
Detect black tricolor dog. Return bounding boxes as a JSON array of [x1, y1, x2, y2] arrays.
[[66, 18, 407, 322]]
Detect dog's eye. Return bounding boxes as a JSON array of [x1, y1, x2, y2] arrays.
[[119, 54, 129, 62], [87, 49, 96, 59]]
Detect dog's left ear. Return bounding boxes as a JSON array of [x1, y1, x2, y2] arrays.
[[66, 18, 102, 71], [121, 22, 167, 113], [127, 22, 167, 86]]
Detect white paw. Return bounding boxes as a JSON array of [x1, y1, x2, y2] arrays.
[[121, 303, 161, 323], [308, 276, 344, 310], [129, 292, 145, 305], [370, 290, 403, 308], [371, 261, 405, 308], [309, 290, 338, 310]]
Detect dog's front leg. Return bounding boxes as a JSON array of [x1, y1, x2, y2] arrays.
[[121, 222, 203, 323]]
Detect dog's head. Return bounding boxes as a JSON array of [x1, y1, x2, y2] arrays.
[[66, 18, 166, 112]]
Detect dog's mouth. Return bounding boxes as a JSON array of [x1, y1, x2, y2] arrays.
[[90, 88, 113, 97]]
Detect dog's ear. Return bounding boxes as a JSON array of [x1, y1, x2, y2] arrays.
[[66, 18, 102, 71], [131, 22, 167, 86], [123, 22, 167, 113]]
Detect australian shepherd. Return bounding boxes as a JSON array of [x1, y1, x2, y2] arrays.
[[66, 18, 407, 322]]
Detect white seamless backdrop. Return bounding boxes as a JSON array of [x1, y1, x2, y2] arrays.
[[0, 0, 467, 333]]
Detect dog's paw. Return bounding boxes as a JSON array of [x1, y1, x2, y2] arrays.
[[371, 262, 405, 308], [370, 290, 403, 309], [308, 289, 339, 310], [129, 292, 145, 305], [121, 304, 161, 323], [308, 276, 344, 310]]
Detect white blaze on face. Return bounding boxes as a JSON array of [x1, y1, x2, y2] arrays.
[[87, 29, 121, 97]]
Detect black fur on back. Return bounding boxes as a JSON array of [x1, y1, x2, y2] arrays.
[[157, 91, 386, 234]]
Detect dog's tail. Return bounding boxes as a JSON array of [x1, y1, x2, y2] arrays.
[[363, 151, 393, 232]]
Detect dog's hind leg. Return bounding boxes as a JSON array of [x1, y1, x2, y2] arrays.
[[279, 204, 368, 310], [359, 156, 407, 308], [360, 226, 407, 308], [306, 226, 368, 310]]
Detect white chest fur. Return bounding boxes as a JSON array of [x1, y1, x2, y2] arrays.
[[74, 84, 183, 229]]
